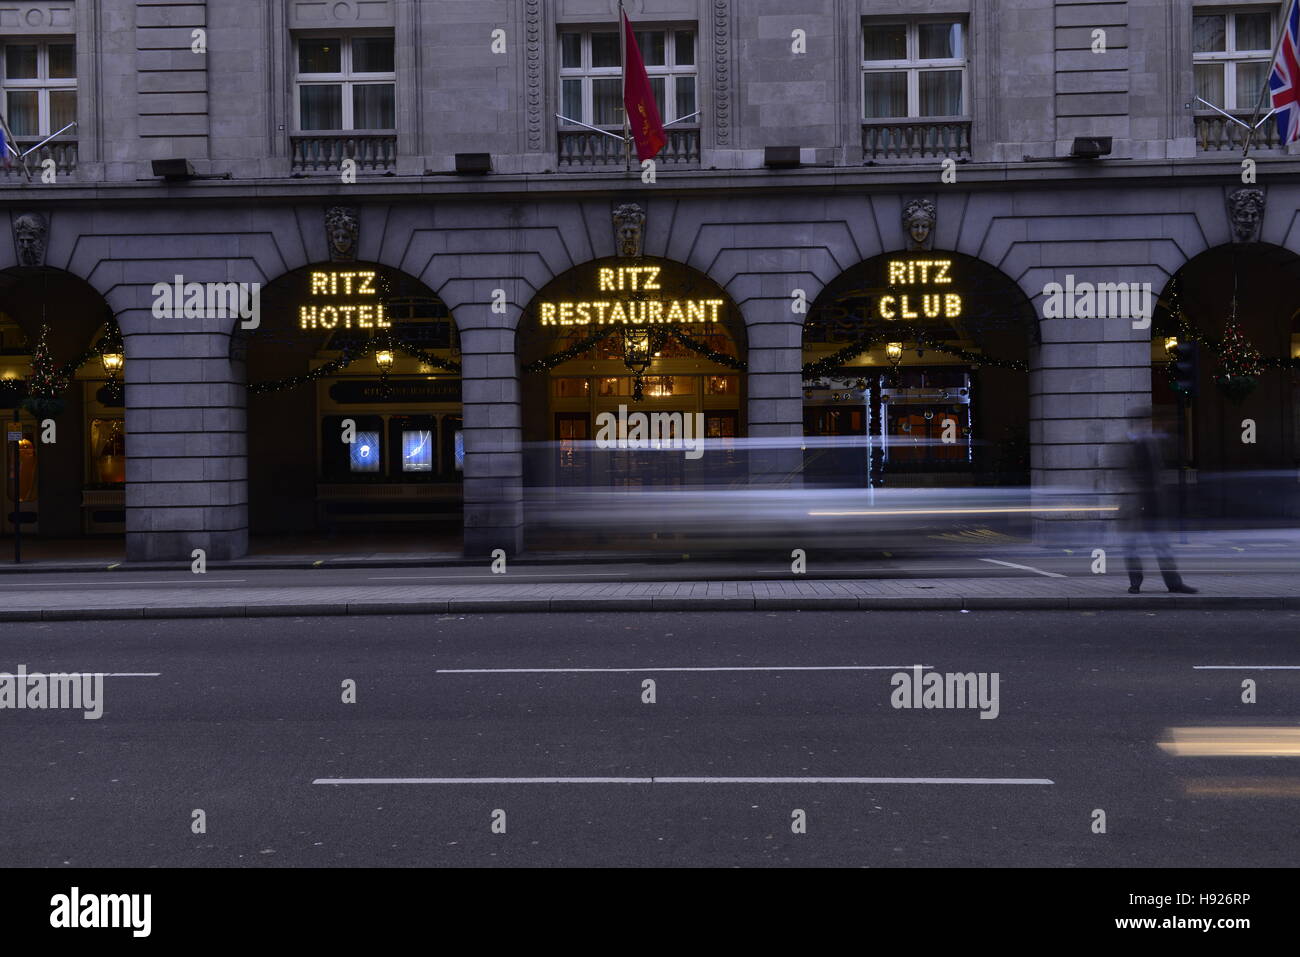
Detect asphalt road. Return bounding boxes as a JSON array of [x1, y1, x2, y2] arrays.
[[1, 610, 1297, 867]]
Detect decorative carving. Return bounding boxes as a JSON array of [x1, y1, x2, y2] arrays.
[[525, 0, 543, 152], [902, 198, 937, 250], [1226, 187, 1265, 243], [325, 206, 359, 261], [712, 0, 731, 145], [613, 203, 646, 258], [13, 212, 48, 267]]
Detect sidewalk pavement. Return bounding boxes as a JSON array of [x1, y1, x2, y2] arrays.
[[2, 573, 1298, 621]]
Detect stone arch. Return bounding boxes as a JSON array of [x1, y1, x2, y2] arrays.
[[233, 259, 464, 546], [515, 254, 750, 550], [802, 248, 1039, 490], [1150, 241, 1300, 521], [0, 264, 122, 543]]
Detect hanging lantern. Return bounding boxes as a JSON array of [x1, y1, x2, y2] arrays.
[[623, 328, 653, 401], [623, 328, 652, 374]]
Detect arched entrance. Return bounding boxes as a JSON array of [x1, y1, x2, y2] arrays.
[[0, 266, 123, 558], [233, 262, 464, 551], [518, 256, 747, 548], [802, 250, 1037, 489], [1151, 243, 1300, 523]]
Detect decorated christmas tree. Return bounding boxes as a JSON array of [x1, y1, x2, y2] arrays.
[[21, 323, 70, 418], [1214, 311, 1262, 403]]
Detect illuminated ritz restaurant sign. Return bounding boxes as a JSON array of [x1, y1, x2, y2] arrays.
[[538, 266, 725, 328], [299, 270, 393, 330]]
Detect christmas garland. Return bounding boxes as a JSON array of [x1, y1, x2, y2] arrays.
[[802, 323, 1030, 378], [520, 327, 618, 373], [248, 341, 371, 395], [667, 327, 747, 370], [249, 334, 462, 394], [392, 340, 462, 374]]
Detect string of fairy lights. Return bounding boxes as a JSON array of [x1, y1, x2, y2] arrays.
[[1162, 278, 1300, 402], [802, 322, 1030, 379], [5, 280, 1295, 410], [2, 319, 125, 414]]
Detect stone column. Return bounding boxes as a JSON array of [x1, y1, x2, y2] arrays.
[[740, 281, 806, 486], [122, 301, 247, 562], [1030, 312, 1151, 548], [459, 323, 523, 558]]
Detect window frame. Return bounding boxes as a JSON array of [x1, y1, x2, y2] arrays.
[[558, 26, 698, 129], [293, 31, 396, 133], [1192, 5, 1277, 111], [0, 39, 78, 140], [861, 17, 968, 121]]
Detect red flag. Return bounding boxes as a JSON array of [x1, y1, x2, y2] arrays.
[[622, 12, 666, 161]]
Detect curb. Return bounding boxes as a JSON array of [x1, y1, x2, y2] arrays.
[[2, 594, 1296, 622]]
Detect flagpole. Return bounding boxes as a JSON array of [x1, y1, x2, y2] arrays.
[[620, 0, 631, 174], [0, 110, 30, 182], [1242, 0, 1292, 157]]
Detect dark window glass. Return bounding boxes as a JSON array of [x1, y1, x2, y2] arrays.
[[561, 33, 582, 69], [1193, 15, 1226, 53], [863, 24, 906, 61], [635, 30, 665, 66], [48, 43, 76, 79], [592, 32, 620, 68], [5, 44, 38, 79], [353, 83, 395, 129], [300, 84, 343, 129], [918, 21, 963, 59], [299, 38, 342, 73], [352, 37, 394, 73], [674, 31, 695, 66]]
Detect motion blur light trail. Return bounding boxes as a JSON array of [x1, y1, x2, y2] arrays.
[[1159, 727, 1300, 757], [807, 506, 1121, 516], [1183, 779, 1300, 798]]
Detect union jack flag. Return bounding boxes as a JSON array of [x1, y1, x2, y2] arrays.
[[1270, 0, 1300, 144]]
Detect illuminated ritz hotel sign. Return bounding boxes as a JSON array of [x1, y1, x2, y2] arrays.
[[299, 270, 393, 330], [539, 266, 725, 327], [879, 259, 962, 320]]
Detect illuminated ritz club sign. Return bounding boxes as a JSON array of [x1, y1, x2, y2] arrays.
[[539, 266, 725, 327], [299, 270, 393, 330], [878, 259, 963, 321]]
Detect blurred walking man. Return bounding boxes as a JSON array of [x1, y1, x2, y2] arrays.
[[1122, 408, 1197, 594]]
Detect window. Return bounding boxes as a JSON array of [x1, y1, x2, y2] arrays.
[[1, 40, 76, 139], [89, 418, 126, 485], [559, 27, 697, 128], [862, 19, 966, 119], [295, 34, 395, 131], [1193, 7, 1274, 110]]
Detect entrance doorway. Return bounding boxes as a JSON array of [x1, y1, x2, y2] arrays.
[[0, 266, 124, 560], [802, 250, 1035, 490], [518, 256, 747, 548], [235, 262, 464, 554]]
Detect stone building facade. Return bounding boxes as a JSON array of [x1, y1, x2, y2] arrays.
[[1, 0, 1298, 561]]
